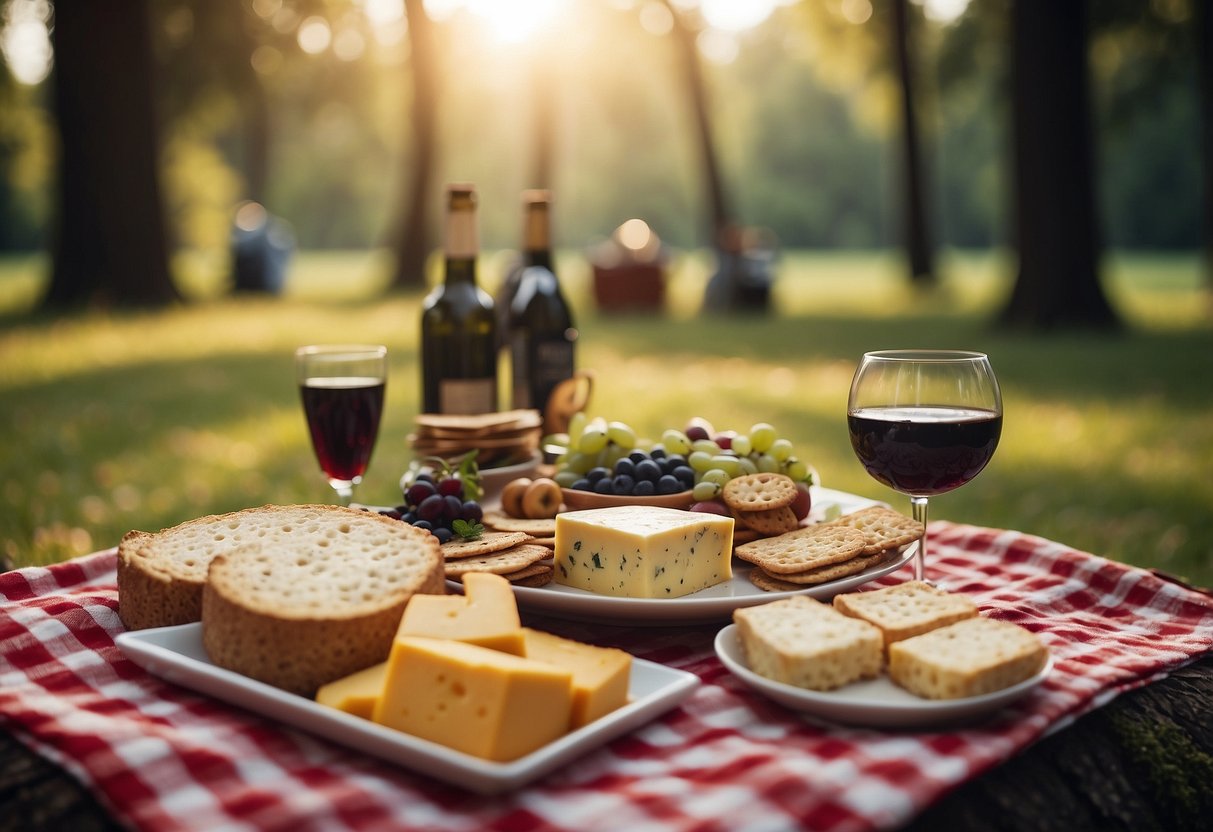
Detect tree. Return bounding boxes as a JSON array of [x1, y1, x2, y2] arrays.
[[999, 0, 1119, 330], [1197, 0, 1213, 292], [389, 0, 441, 290], [44, 1, 177, 308], [891, 0, 934, 284]]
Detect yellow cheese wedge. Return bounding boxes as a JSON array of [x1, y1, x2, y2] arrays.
[[396, 571, 524, 655], [314, 660, 387, 719], [553, 506, 734, 598], [372, 636, 574, 761], [522, 628, 631, 729]]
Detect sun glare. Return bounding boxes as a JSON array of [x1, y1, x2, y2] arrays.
[[464, 0, 562, 43]]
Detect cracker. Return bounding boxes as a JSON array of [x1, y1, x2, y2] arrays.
[[442, 544, 552, 576], [731, 527, 763, 547], [734, 524, 867, 575], [452, 561, 553, 586], [441, 531, 532, 559], [481, 511, 558, 536], [722, 472, 798, 512], [747, 569, 806, 593], [737, 505, 800, 536], [831, 506, 924, 555], [833, 580, 977, 645], [887, 617, 1048, 700], [761, 549, 891, 585], [528, 537, 556, 548], [414, 409, 541, 432]]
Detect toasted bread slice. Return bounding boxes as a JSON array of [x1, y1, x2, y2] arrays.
[[833, 580, 978, 647], [887, 616, 1048, 700]]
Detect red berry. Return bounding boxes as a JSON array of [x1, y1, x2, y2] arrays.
[[437, 477, 464, 498]]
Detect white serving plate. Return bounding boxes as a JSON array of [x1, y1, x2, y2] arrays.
[[495, 488, 914, 626], [116, 623, 698, 795], [714, 624, 1052, 728]]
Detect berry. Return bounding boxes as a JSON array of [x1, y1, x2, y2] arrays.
[[417, 494, 446, 523], [461, 501, 483, 523], [405, 480, 436, 507], [632, 479, 655, 496], [611, 475, 635, 495], [657, 474, 682, 494], [433, 527, 454, 544], [635, 458, 662, 482], [437, 477, 464, 498]]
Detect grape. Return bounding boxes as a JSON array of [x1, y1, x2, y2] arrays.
[[661, 429, 692, 455], [554, 469, 582, 488], [593, 478, 614, 495], [628, 449, 648, 464], [671, 465, 695, 488], [632, 479, 655, 496], [563, 451, 595, 474], [692, 480, 721, 501], [748, 423, 777, 453], [657, 474, 682, 494], [413, 519, 434, 532], [713, 432, 735, 450], [687, 450, 714, 472], [611, 475, 635, 495], [691, 438, 720, 456], [578, 427, 608, 454], [701, 468, 731, 487], [769, 438, 794, 462], [635, 458, 662, 482], [379, 508, 403, 520], [730, 434, 752, 456], [443, 495, 464, 519], [648, 446, 666, 459], [755, 453, 780, 473], [606, 421, 637, 449], [461, 501, 483, 523], [737, 456, 758, 475], [417, 494, 446, 523], [709, 455, 742, 477], [405, 480, 436, 507], [685, 424, 711, 442], [570, 477, 593, 491], [614, 457, 636, 478], [784, 457, 809, 481], [690, 499, 729, 517], [566, 411, 588, 444], [437, 477, 463, 498], [433, 527, 454, 544], [587, 466, 611, 484]]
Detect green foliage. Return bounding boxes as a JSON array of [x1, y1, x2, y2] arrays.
[[1, 250, 1210, 587]]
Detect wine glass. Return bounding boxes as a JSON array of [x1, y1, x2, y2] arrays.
[[296, 344, 387, 505], [847, 350, 1002, 583]]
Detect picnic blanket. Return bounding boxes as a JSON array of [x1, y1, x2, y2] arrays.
[[3, 521, 1213, 832]]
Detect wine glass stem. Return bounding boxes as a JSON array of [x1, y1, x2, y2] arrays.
[[332, 482, 354, 507], [910, 496, 928, 582]]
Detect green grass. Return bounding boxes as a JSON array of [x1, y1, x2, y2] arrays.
[[2, 249, 1211, 587]]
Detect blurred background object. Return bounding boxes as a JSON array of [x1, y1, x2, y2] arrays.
[[589, 218, 668, 312], [231, 200, 294, 294]]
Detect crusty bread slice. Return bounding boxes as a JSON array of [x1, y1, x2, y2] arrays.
[[887, 616, 1048, 700], [198, 507, 444, 697], [733, 595, 883, 691], [832, 580, 978, 648]]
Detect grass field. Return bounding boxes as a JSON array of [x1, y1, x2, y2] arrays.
[[2, 249, 1211, 587]]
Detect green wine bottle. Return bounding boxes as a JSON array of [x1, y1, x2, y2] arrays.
[[508, 190, 576, 425], [421, 184, 498, 414]]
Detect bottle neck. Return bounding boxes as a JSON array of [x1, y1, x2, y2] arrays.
[[521, 196, 553, 271], [445, 188, 479, 284]]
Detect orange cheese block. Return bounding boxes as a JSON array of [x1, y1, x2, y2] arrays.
[[372, 636, 573, 762], [396, 572, 524, 655], [521, 628, 631, 729], [314, 660, 387, 719]]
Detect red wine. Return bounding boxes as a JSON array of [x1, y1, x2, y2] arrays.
[[847, 405, 1001, 496], [300, 377, 385, 482]]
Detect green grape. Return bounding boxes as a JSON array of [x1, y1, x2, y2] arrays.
[[749, 423, 777, 453], [701, 468, 732, 487], [708, 455, 742, 477], [691, 438, 721, 456], [692, 480, 721, 501], [603, 443, 627, 466], [563, 451, 595, 474], [730, 434, 752, 456], [578, 427, 608, 454], [737, 456, 758, 475], [769, 438, 794, 462], [606, 420, 637, 449], [662, 429, 692, 455], [754, 453, 780, 473], [687, 450, 714, 473], [566, 411, 588, 444], [784, 457, 809, 481], [554, 469, 581, 488]]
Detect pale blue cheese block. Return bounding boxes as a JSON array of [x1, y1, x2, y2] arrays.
[[553, 506, 734, 598]]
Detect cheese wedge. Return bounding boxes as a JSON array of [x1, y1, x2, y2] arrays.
[[396, 571, 524, 655], [314, 660, 387, 719], [522, 628, 631, 728], [553, 506, 734, 598], [372, 636, 573, 761]]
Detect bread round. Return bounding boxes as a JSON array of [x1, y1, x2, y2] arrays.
[[193, 506, 443, 696]]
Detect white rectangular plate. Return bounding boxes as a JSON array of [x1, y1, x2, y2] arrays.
[[116, 623, 699, 795]]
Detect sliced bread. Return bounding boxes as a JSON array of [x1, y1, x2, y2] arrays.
[[733, 595, 883, 691], [887, 616, 1048, 700], [198, 507, 444, 696], [832, 580, 978, 648]]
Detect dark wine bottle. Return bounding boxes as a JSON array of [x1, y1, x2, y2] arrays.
[[508, 190, 576, 426], [420, 184, 498, 414]]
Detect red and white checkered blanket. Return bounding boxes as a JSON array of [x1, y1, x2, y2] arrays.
[[3, 521, 1212, 831]]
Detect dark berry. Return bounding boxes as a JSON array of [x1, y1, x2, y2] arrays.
[[593, 478, 614, 495], [632, 479, 655, 496], [443, 494, 464, 519], [417, 494, 446, 523], [672, 465, 695, 488], [437, 477, 464, 498], [461, 501, 483, 523], [657, 474, 682, 494], [587, 467, 611, 484], [378, 508, 402, 520], [611, 475, 635, 495], [433, 527, 454, 544], [405, 481, 436, 507], [571, 478, 593, 491], [628, 450, 648, 464], [613, 457, 636, 478], [413, 519, 434, 532], [635, 459, 662, 482]]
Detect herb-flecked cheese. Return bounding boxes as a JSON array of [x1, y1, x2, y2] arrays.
[[553, 506, 734, 598]]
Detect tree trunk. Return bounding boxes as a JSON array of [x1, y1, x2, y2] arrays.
[[999, 0, 1118, 330], [44, 1, 177, 309], [529, 50, 557, 191], [389, 0, 441, 290], [665, 2, 731, 246], [1196, 0, 1213, 293], [892, 0, 935, 286]]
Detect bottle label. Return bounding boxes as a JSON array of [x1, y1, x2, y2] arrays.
[[440, 378, 496, 414], [512, 335, 573, 411]]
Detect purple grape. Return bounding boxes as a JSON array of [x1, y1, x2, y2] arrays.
[[417, 494, 447, 523], [611, 475, 635, 495], [443, 494, 464, 519], [433, 527, 454, 544], [405, 480, 436, 507], [632, 479, 655, 496], [657, 474, 682, 494], [437, 477, 464, 498]]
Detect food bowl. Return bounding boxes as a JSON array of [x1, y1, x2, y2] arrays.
[[560, 488, 695, 511]]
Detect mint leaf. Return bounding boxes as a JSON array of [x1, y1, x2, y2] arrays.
[[452, 519, 485, 541]]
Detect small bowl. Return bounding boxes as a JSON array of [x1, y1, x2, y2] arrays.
[[560, 488, 695, 511]]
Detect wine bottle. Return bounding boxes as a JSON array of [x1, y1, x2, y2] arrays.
[[421, 184, 498, 414], [508, 190, 576, 425]]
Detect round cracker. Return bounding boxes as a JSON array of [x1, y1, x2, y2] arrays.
[[722, 472, 798, 512], [441, 531, 532, 559], [831, 506, 924, 554], [481, 511, 558, 536], [737, 505, 800, 536]]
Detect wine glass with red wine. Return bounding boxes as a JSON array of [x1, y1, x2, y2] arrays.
[[296, 345, 387, 505], [847, 350, 1002, 583]]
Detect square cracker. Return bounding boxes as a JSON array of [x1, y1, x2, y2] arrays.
[[831, 506, 923, 555], [734, 524, 867, 575], [832, 580, 977, 645], [757, 549, 891, 585], [443, 544, 551, 576]]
